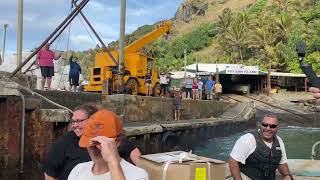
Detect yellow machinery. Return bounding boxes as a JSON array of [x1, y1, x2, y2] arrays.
[[84, 21, 171, 95]]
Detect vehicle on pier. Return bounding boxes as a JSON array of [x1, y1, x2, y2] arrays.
[[84, 21, 171, 96]]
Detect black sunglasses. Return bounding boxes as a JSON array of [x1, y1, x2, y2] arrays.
[[261, 123, 278, 129]]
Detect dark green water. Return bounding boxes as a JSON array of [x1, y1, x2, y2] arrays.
[[193, 127, 320, 161]]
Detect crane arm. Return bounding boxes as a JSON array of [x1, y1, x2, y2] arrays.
[[124, 21, 171, 53]]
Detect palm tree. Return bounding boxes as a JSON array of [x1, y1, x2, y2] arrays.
[[217, 11, 249, 63]]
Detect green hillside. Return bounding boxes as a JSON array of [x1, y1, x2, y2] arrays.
[[76, 0, 320, 79]]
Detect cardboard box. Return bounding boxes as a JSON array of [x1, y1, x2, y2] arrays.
[[137, 151, 226, 180]]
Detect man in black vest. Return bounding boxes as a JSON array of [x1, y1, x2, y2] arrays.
[[228, 115, 292, 180]]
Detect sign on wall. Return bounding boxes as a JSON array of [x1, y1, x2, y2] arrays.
[[225, 65, 259, 75]]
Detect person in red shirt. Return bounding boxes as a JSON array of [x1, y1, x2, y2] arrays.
[[192, 78, 199, 99], [36, 43, 61, 90]]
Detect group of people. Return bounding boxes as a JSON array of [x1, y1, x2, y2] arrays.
[[43, 87, 320, 180], [180, 75, 222, 100], [36, 43, 82, 91], [44, 103, 148, 180]]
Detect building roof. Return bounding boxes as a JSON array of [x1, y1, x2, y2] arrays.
[[169, 71, 196, 79], [185, 63, 266, 75], [270, 72, 320, 78]]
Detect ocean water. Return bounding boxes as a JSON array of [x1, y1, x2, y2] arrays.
[[193, 127, 320, 161]]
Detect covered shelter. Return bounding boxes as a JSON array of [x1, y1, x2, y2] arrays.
[[185, 63, 267, 94], [270, 72, 318, 92]]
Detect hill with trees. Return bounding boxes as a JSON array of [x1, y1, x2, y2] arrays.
[[75, 0, 320, 79]]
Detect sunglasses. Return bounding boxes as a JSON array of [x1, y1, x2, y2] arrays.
[[261, 123, 277, 128]]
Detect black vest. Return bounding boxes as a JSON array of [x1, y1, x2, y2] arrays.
[[239, 131, 282, 180]]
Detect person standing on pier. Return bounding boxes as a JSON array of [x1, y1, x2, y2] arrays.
[[198, 77, 204, 100], [69, 56, 82, 92], [36, 43, 61, 90], [185, 75, 193, 99], [173, 89, 182, 121], [228, 115, 293, 180], [145, 70, 152, 96], [160, 72, 168, 97], [205, 76, 214, 100], [44, 103, 141, 180], [214, 81, 222, 101]]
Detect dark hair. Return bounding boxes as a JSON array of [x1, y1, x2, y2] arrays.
[[74, 103, 101, 118]]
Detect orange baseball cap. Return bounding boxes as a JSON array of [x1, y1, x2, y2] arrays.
[[79, 109, 123, 148]]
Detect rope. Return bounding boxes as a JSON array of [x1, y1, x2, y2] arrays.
[[77, 15, 99, 46], [3, 79, 73, 113], [57, 2, 74, 90]]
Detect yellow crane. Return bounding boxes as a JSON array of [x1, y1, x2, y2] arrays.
[[84, 21, 171, 95]]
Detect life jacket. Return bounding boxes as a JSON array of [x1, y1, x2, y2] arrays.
[[239, 131, 282, 180]]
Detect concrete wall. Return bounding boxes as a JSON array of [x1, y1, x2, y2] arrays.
[[130, 121, 251, 155], [31, 92, 234, 122], [103, 95, 234, 122]]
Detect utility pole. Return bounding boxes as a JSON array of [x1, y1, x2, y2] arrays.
[[118, 0, 126, 93], [215, 59, 219, 82], [17, 0, 23, 70], [2, 24, 8, 62], [184, 49, 187, 78], [195, 52, 198, 74]]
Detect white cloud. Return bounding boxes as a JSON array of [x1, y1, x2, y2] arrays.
[[0, 0, 182, 54]]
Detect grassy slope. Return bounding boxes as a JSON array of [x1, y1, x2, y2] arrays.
[[172, 0, 257, 63], [173, 0, 257, 37]]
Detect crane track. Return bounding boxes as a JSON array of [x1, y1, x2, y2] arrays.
[[224, 94, 314, 122]]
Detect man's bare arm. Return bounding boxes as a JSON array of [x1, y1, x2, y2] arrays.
[[278, 163, 292, 180], [130, 148, 141, 165], [228, 156, 243, 180], [44, 173, 58, 180]]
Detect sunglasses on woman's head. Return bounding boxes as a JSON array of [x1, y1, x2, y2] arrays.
[[261, 123, 277, 129]]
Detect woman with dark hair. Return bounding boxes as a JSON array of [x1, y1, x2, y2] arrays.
[[69, 56, 82, 92]]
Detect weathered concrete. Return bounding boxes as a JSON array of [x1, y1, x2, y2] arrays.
[[39, 109, 70, 122], [32, 90, 101, 110], [27, 92, 234, 122], [0, 71, 37, 90], [102, 95, 234, 122]]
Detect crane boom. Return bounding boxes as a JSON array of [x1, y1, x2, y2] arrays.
[[124, 21, 171, 53]]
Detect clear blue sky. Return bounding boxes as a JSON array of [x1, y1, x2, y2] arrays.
[[0, 0, 183, 53]]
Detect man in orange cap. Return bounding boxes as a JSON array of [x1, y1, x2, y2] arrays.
[[68, 109, 149, 180]]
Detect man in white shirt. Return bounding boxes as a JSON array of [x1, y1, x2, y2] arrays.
[[159, 72, 168, 97], [229, 115, 292, 180], [68, 109, 149, 180]]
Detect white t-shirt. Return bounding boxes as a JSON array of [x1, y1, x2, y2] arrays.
[[160, 75, 168, 84], [230, 132, 288, 165], [68, 159, 149, 180]]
